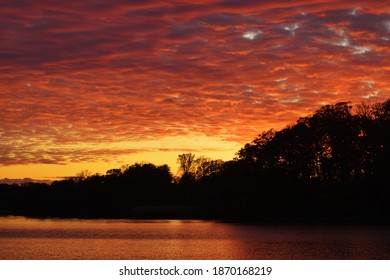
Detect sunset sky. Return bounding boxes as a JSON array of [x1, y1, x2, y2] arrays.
[[0, 0, 389, 181]]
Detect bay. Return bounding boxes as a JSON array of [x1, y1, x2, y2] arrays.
[[0, 216, 389, 259]]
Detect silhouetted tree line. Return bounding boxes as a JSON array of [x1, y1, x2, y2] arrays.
[[0, 99, 389, 223]]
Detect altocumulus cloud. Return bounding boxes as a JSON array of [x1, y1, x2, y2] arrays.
[[0, 0, 389, 165]]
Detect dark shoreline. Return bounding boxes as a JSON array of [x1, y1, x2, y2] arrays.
[[2, 208, 390, 227], [1, 100, 389, 229]]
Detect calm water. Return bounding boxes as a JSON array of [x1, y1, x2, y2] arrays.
[[0, 216, 389, 259]]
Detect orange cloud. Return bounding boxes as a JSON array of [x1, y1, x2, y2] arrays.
[[0, 0, 389, 176]]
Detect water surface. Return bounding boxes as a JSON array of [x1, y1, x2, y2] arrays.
[[0, 216, 389, 259]]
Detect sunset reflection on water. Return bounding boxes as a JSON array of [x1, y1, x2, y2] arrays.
[[0, 217, 389, 260]]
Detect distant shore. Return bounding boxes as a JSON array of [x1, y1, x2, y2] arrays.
[[1, 205, 389, 226]]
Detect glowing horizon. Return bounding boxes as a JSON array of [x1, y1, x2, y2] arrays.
[[0, 0, 389, 180]]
